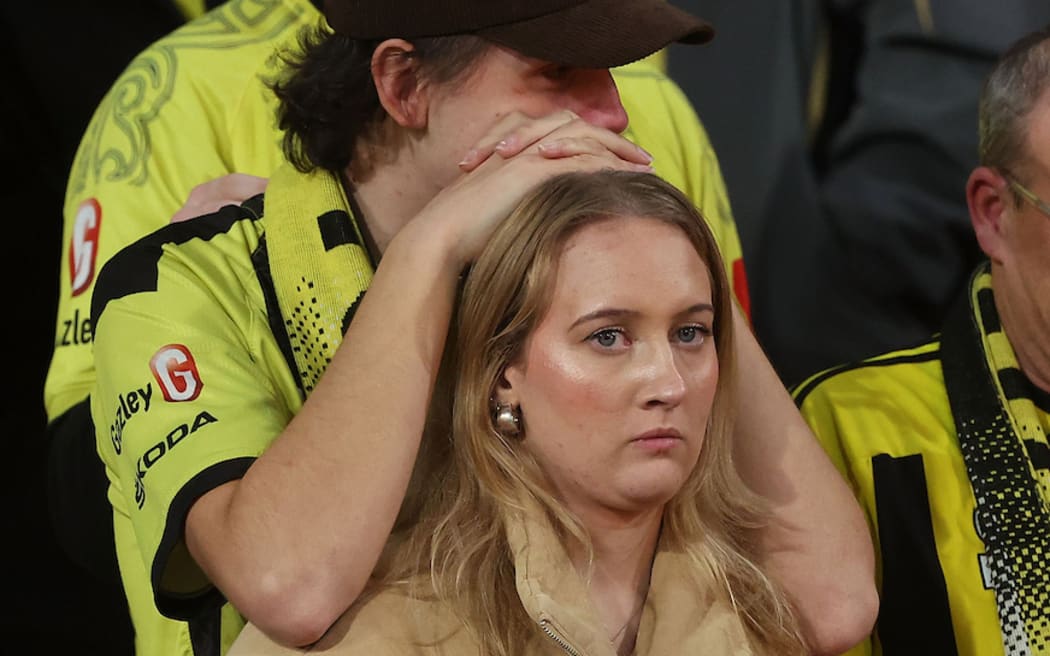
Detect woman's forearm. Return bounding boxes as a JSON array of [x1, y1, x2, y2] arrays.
[[185, 224, 461, 647]]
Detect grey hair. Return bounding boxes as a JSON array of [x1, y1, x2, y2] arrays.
[[978, 26, 1050, 180]]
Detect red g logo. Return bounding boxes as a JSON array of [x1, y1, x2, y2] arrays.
[[70, 198, 102, 297], [150, 344, 204, 402]]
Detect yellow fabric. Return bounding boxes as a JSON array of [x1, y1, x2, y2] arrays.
[[227, 496, 754, 655], [958, 269, 1050, 654], [795, 341, 1002, 656], [91, 161, 382, 654], [54, 0, 749, 651], [48, 0, 320, 421], [794, 267, 1050, 656], [265, 165, 373, 391], [172, 0, 207, 20], [46, 0, 746, 424], [90, 203, 300, 656]]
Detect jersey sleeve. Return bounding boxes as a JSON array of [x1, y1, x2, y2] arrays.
[[89, 216, 295, 617], [614, 61, 751, 320], [45, 0, 304, 423]]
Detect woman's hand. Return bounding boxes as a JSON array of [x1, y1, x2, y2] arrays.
[[170, 173, 269, 223], [407, 111, 654, 269]]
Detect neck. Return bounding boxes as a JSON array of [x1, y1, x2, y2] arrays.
[[345, 150, 444, 256], [993, 273, 1050, 393], [567, 507, 662, 654]]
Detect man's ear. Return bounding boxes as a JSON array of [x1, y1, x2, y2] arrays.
[[966, 166, 1011, 264], [371, 38, 429, 129]]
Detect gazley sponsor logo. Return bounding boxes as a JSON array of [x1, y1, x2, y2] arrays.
[[150, 344, 203, 402], [57, 308, 93, 347], [70, 198, 102, 297], [110, 383, 153, 455]]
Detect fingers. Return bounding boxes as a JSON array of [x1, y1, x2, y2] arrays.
[[536, 136, 653, 169], [217, 173, 269, 202], [170, 174, 270, 223], [458, 110, 579, 171], [458, 110, 652, 173]]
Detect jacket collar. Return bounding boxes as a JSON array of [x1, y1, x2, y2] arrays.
[[505, 496, 753, 655]]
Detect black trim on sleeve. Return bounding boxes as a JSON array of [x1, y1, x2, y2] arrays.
[[872, 453, 959, 655], [792, 344, 941, 407], [91, 202, 258, 326], [189, 606, 224, 656], [152, 457, 255, 621]]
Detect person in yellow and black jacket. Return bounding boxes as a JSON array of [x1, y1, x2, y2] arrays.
[[82, 1, 878, 655], [794, 26, 1050, 656]]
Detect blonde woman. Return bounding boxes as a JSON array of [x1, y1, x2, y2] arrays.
[[230, 170, 807, 655]]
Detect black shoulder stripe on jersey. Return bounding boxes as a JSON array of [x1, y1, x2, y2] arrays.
[[872, 453, 960, 654], [252, 236, 307, 398], [791, 344, 941, 407], [91, 202, 262, 325]]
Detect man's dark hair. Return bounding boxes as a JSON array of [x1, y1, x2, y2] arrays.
[[274, 24, 489, 173]]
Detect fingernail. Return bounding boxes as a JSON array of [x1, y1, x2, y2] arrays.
[[637, 145, 653, 163], [458, 149, 479, 167]]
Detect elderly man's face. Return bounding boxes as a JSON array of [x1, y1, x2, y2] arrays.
[[1000, 92, 1050, 337]]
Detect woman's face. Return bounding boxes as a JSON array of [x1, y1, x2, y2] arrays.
[[500, 216, 719, 520]]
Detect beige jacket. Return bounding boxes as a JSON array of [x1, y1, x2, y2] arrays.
[[229, 504, 754, 655]]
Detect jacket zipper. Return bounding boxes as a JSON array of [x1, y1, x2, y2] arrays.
[[539, 619, 581, 656]]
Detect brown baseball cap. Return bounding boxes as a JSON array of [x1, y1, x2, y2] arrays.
[[323, 0, 715, 68]]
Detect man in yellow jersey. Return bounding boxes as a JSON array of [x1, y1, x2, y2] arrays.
[[45, 0, 745, 590], [794, 26, 1050, 656], [65, 1, 877, 655]]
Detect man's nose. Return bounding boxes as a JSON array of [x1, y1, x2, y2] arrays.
[[572, 69, 629, 134]]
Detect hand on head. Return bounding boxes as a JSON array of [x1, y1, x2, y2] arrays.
[[170, 173, 269, 223], [409, 110, 655, 268], [456, 109, 652, 171]]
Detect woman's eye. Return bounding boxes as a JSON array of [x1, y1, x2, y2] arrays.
[[590, 329, 624, 348], [676, 325, 708, 344]]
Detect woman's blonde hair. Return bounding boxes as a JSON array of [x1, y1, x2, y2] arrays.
[[376, 170, 805, 654]]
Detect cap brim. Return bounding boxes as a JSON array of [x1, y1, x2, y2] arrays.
[[476, 0, 714, 69]]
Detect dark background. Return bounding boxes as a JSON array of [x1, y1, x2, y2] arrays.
[[2, 2, 187, 652]]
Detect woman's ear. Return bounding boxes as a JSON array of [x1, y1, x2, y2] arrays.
[[494, 363, 523, 408], [371, 38, 429, 129], [967, 166, 1011, 264]]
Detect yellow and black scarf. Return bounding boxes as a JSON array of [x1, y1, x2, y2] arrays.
[[942, 262, 1050, 655], [265, 164, 375, 394]]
